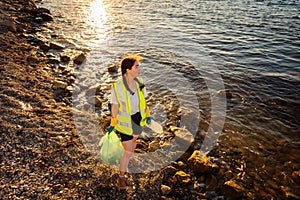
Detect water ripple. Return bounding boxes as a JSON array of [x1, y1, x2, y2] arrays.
[[41, 0, 300, 152]]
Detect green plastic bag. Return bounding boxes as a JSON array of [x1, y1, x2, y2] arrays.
[[99, 131, 124, 165]]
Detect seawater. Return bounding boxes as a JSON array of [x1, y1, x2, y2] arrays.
[[39, 0, 300, 157]]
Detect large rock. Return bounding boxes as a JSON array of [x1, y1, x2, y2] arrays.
[[172, 127, 194, 151], [108, 64, 118, 73], [161, 185, 172, 195], [173, 171, 191, 186], [73, 52, 86, 64], [163, 166, 178, 177], [148, 140, 160, 151], [222, 180, 244, 200], [52, 80, 68, 88], [0, 14, 17, 32], [50, 41, 65, 50], [36, 7, 51, 15], [187, 150, 217, 175], [60, 49, 86, 64], [87, 96, 102, 107], [85, 85, 102, 96], [39, 12, 53, 21]]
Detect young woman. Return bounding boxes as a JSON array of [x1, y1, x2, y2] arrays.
[[109, 54, 151, 189]]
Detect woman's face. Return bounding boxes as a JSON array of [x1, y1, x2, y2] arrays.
[[127, 61, 140, 77]]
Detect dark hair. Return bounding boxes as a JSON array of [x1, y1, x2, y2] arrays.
[[120, 54, 143, 75]]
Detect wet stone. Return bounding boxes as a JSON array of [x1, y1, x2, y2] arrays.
[[172, 127, 194, 150], [50, 41, 65, 50], [173, 171, 191, 186], [161, 185, 171, 195], [108, 64, 118, 73], [52, 80, 67, 88], [188, 150, 217, 175], [292, 171, 300, 185], [221, 180, 244, 200], [87, 96, 102, 107], [73, 52, 86, 64]]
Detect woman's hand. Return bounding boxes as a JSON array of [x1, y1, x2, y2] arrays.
[[145, 106, 153, 124], [146, 116, 154, 125], [108, 117, 117, 134]]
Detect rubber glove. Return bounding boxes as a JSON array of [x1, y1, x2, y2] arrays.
[[108, 117, 116, 134], [145, 106, 154, 125], [146, 116, 154, 125]]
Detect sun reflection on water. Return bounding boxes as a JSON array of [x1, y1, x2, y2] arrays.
[[88, 0, 109, 42]]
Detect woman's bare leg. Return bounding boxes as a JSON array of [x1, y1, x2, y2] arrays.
[[132, 135, 138, 153], [119, 140, 133, 176]]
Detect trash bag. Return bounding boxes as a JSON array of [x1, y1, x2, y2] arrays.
[[146, 119, 163, 133], [99, 131, 124, 165]]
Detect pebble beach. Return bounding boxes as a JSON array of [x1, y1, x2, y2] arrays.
[[1, 0, 300, 199]]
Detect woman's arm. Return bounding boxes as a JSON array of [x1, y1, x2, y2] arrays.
[[111, 103, 119, 118]]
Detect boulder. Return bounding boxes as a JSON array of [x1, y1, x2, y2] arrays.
[[161, 185, 172, 195], [73, 52, 86, 64], [0, 14, 17, 32], [87, 96, 102, 107], [187, 150, 217, 175], [173, 171, 191, 186], [39, 13, 53, 21], [85, 85, 102, 96], [60, 49, 86, 64], [36, 7, 51, 15], [173, 127, 194, 150], [163, 166, 178, 176], [222, 180, 244, 200], [148, 140, 160, 151], [108, 64, 118, 73]]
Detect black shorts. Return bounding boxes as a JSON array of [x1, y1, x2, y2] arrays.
[[117, 112, 142, 142]]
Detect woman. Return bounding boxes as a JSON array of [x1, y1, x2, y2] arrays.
[[108, 54, 151, 189]]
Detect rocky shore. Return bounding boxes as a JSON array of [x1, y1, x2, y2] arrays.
[[1, 0, 299, 199]]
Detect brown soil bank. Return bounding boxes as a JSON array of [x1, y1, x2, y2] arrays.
[[1, 0, 300, 199]]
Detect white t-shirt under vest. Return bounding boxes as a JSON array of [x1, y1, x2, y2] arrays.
[[110, 82, 148, 114]]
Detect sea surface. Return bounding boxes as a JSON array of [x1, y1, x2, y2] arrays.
[[39, 0, 300, 158]]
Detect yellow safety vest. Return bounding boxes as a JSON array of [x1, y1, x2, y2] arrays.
[[113, 77, 147, 135]]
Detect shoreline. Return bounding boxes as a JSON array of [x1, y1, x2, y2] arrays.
[[1, 0, 299, 199]]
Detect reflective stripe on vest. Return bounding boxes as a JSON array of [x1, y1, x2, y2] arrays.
[[113, 78, 146, 135], [137, 80, 147, 126]]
